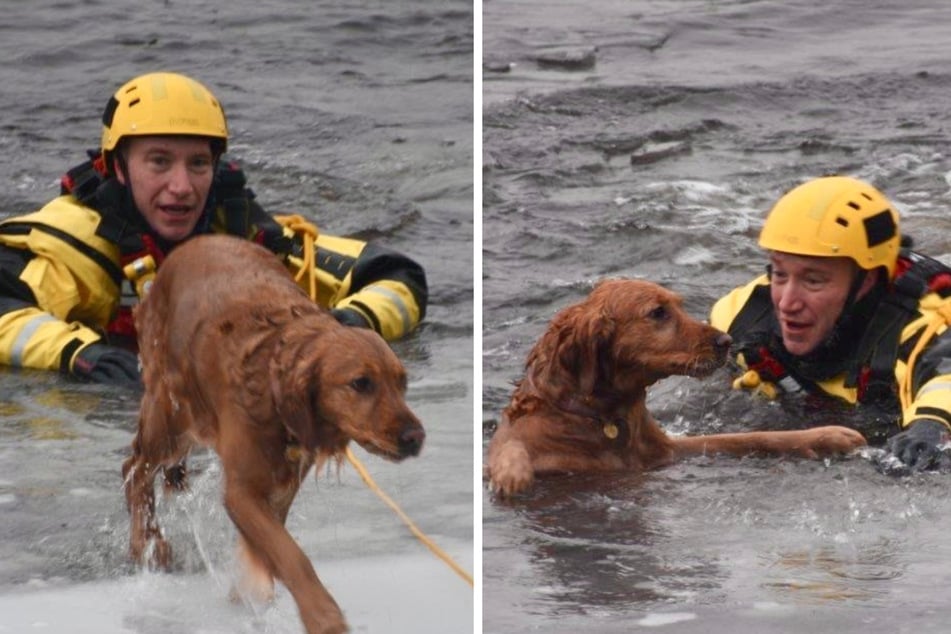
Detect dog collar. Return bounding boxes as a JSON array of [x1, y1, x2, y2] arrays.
[[286, 442, 304, 463], [523, 372, 629, 443], [601, 417, 631, 444]]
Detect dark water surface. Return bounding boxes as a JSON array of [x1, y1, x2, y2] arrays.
[[483, 1, 951, 632], [0, 2, 473, 632]]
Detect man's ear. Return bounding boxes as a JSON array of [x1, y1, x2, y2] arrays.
[[113, 155, 127, 185], [857, 267, 882, 299]]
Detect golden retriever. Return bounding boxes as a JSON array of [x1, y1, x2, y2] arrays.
[[486, 278, 866, 497], [122, 234, 424, 634]]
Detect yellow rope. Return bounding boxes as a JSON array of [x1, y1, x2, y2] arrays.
[[345, 447, 474, 587], [274, 214, 319, 301], [275, 221, 472, 587]]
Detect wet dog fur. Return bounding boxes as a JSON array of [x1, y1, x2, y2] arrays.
[[486, 278, 866, 497], [122, 234, 424, 634]]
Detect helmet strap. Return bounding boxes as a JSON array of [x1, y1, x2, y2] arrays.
[[842, 267, 868, 314], [105, 147, 149, 231], [831, 267, 888, 339], [112, 149, 137, 212]]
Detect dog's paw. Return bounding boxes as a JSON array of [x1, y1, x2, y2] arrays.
[[228, 581, 275, 607], [301, 611, 349, 634], [142, 536, 172, 571], [488, 441, 534, 497], [804, 425, 867, 458], [231, 539, 276, 605]]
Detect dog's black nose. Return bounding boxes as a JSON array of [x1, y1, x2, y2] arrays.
[[398, 425, 425, 457]]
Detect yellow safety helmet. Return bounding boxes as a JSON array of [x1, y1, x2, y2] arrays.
[[758, 176, 901, 278], [101, 72, 228, 154]]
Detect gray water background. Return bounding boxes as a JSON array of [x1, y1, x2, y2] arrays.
[[0, 1, 474, 632], [483, 1, 951, 632]]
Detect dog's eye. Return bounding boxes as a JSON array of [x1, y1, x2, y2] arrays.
[[648, 305, 668, 321], [350, 376, 373, 393]]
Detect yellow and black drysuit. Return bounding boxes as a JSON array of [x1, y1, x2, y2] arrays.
[[711, 249, 951, 463], [0, 154, 427, 382]]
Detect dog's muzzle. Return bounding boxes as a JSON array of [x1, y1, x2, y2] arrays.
[[398, 424, 426, 457]]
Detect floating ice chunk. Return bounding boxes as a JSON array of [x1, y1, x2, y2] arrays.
[[643, 179, 729, 200], [636, 611, 697, 627], [534, 47, 597, 71], [673, 245, 715, 266]]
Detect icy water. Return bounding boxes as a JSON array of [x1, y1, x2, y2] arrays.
[[483, 0, 951, 632], [0, 1, 473, 632]]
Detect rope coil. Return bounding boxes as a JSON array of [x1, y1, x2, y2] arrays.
[[275, 214, 320, 301]]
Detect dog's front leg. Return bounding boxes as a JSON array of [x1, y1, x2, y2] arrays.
[[123, 390, 187, 570], [122, 453, 171, 569], [230, 533, 276, 605], [223, 475, 347, 634], [487, 437, 535, 496], [671, 426, 866, 459], [230, 454, 311, 605]]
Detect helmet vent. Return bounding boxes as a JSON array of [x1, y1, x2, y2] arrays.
[[128, 98, 141, 109], [847, 201, 861, 210], [835, 216, 849, 228], [102, 96, 120, 126], [864, 209, 898, 247]]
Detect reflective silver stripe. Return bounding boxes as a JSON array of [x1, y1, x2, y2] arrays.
[[11, 313, 59, 368], [118, 279, 139, 308], [917, 380, 951, 398], [778, 375, 803, 393], [364, 285, 412, 335]]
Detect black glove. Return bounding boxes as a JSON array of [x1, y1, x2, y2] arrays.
[[886, 419, 951, 471], [71, 343, 142, 388], [331, 307, 370, 329]]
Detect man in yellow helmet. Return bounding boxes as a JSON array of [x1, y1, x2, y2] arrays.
[[711, 176, 951, 471], [0, 72, 427, 387]]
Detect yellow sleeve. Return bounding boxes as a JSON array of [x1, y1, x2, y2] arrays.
[[283, 229, 428, 341], [225, 192, 428, 341], [902, 374, 951, 430], [898, 295, 951, 431], [0, 254, 106, 372], [0, 197, 121, 372], [0, 306, 101, 372]]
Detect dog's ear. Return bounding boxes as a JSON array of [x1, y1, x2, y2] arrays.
[[532, 304, 616, 397], [270, 345, 321, 452], [571, 308, 617, 395]]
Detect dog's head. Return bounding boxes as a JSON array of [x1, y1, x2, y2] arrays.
[[527, 278, 731, 399], [270, 322, 424, 461]]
